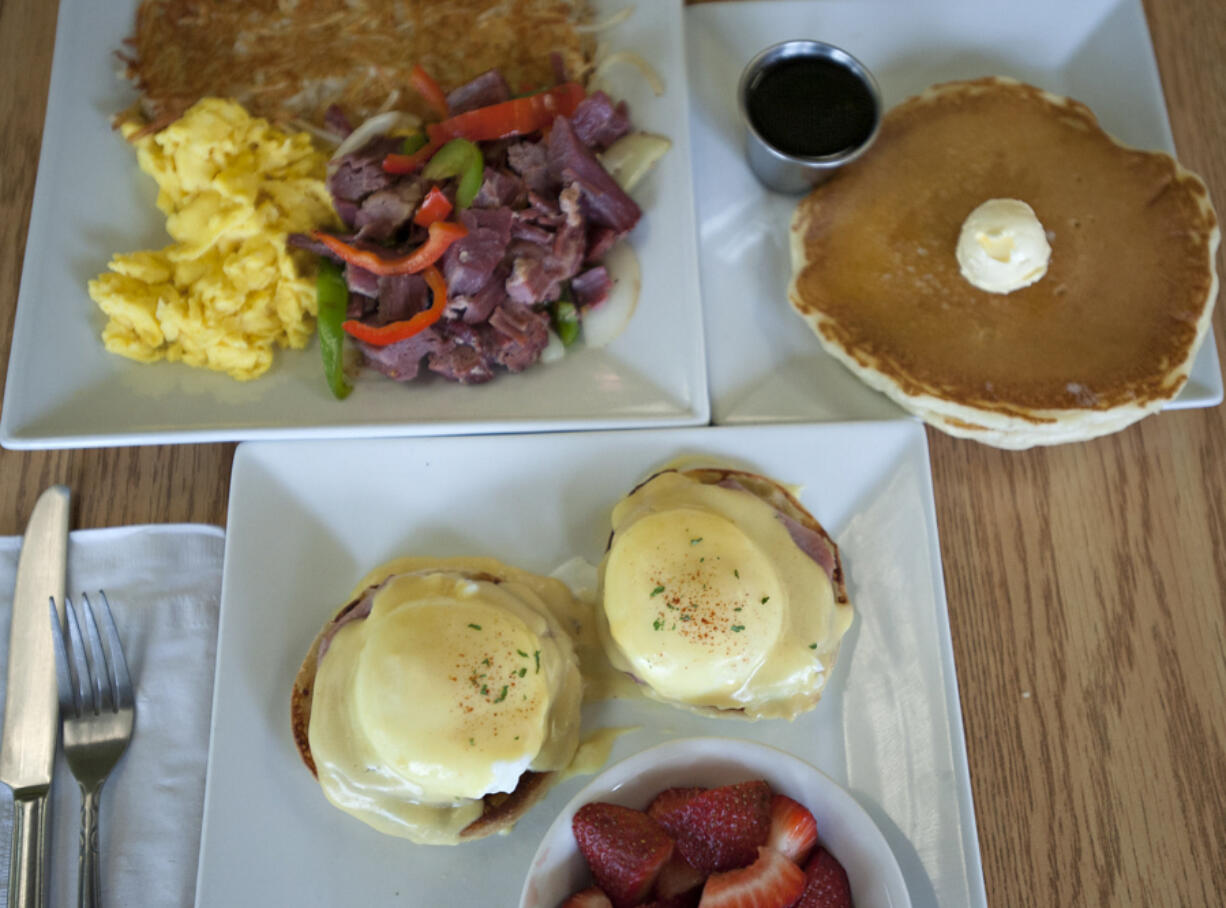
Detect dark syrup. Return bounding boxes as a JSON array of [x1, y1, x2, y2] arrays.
[[746, 56, 877, 157]]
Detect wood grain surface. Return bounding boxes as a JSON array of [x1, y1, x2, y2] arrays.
[[1, 1, 1223, 905]]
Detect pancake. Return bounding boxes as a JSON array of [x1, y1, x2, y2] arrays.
[[788, 77, 1219, 449]]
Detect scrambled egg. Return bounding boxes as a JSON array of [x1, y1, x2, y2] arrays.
[[88, 98, 337, 380]]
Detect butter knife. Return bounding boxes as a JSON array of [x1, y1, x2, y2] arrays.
[[0, 486, 70, 908]]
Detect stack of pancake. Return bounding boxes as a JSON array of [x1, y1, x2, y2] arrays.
[[788, 77, 1219, 448]]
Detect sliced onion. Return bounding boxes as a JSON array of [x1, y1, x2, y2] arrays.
[[599, 132, 671, 193], [329, 110, 422, 163], [582, 243, 640, 348], [289, 119, 344, 147], [540, 328, 567, 364], [575, 6, 635, 33], [591, 50, 665, 96]]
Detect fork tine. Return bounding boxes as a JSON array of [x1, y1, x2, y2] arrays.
[[63, 596, 96, 716], [93, 591, 133, 712], [48, 597, 78, 716], [78, 592, 112, 712]]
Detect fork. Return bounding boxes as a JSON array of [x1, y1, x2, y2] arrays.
[[49, 592, 135, 908]]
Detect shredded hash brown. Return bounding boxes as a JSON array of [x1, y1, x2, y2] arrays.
[[119, 0, 594, 135]]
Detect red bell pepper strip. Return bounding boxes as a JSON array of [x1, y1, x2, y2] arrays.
[[311, 221, 467, 276], [383, 139, 444, 175], [409, 64, 450, 120], [413, 186, 453, 227], [382, 82, 586, 174], [426, 82, 585, 145], [341, 266, 448, 346]]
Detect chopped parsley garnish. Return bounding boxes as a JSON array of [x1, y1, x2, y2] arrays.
[[809, 643, 818, 650], [534, 650, 541, 673], [469, 737, 475, 746], [690, 537, 703, 545], [733, 569, 740, 579], [653, 618, 664, 631], [680, 613, 692, 622], [494, 686, 508, 703], [518, 667, 527, 677], [650, 585, 665, 597], [761, 596, 770, 604], [734, 606, 743, 612], [731, 625, 745, 633], [480, 684, 489, 696], [482, 657, 491, 666], [468, 623, 482, 630]]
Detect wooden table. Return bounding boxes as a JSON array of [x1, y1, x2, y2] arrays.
[[2, 1, 1223, 904]]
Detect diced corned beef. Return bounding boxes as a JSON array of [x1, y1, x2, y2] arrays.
[[446, 262, 510, 324], [324, 104, 353, 139], [505, 251, 555, 305], [428, 322, 496, 384], [550, 184, 586, 281], [526, 190, 562, 221], [488, 304, 550, 372], [332, 198, 359, 229], [446, 69, 512, 115], [507, 141, 551, 194], [472, 167, 524, 209], [585, 225, 620, 262], [327, 135, 402, 202], [376, 273, 429, 324], [510, 217, 553, 246], [442, 207, 513, 296], [358, 328, 443, 382], [347, 293, 376, 320], [572, 266, 612, 308], [571, 91, 632, 151], [547, 116, 641, 232], [345, 265, 380, 298], [354, 180, 424, 242], [287, 232, 342, 262]]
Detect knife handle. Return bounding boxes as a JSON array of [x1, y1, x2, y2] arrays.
[[8, 791, 48, 908]]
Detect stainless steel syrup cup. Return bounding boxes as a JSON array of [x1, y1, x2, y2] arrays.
[[737, 40, 882, 194]]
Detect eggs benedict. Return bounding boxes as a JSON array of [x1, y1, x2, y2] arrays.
[[290, 556, 583, 844], [597, 468, 853, 720]]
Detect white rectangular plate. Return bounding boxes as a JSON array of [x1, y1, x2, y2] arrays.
[[688, 0, 1222, 424], [0, 0, 706, 449], [197, 423, 985, 907]]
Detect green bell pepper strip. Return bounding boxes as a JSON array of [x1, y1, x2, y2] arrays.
[[400, 131, 428, 155], [422, 138, 484, 209], [316, 259, 352, 400], [551, 299, 580, 347]]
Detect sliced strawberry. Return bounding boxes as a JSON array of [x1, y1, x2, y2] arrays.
[[647, 787, 706, 828], [573, 802, 675, 908], [697, 846, 805, 908], [655, 851, 707, 900], [653, 780, 772, 874], [766, 794, 819, 866], [792, 847, 853, 908], [561, 887, 614, 908]]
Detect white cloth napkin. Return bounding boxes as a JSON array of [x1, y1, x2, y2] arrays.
[[0, 524, 224, 907]]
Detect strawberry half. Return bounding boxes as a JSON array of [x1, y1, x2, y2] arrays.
[[561, 888, 614, 908], [792, 847, 853, 908], [697, 846, 805, 908], [647, 787, 706, 829], [573, 802, 675, 908], [655, 851, 707, 901], [766, 794, 819, 866], [652, 780, 772, 875]]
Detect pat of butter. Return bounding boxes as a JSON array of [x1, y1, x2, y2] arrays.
[[956, 198, 1051, 294]]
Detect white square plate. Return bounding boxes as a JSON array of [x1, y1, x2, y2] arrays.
[[197, 423, 985, 907], [0, 0, 707, 449], [688, 0, 1223, 424]]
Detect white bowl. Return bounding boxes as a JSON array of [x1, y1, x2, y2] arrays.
[[519, 737, 911, 908]]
